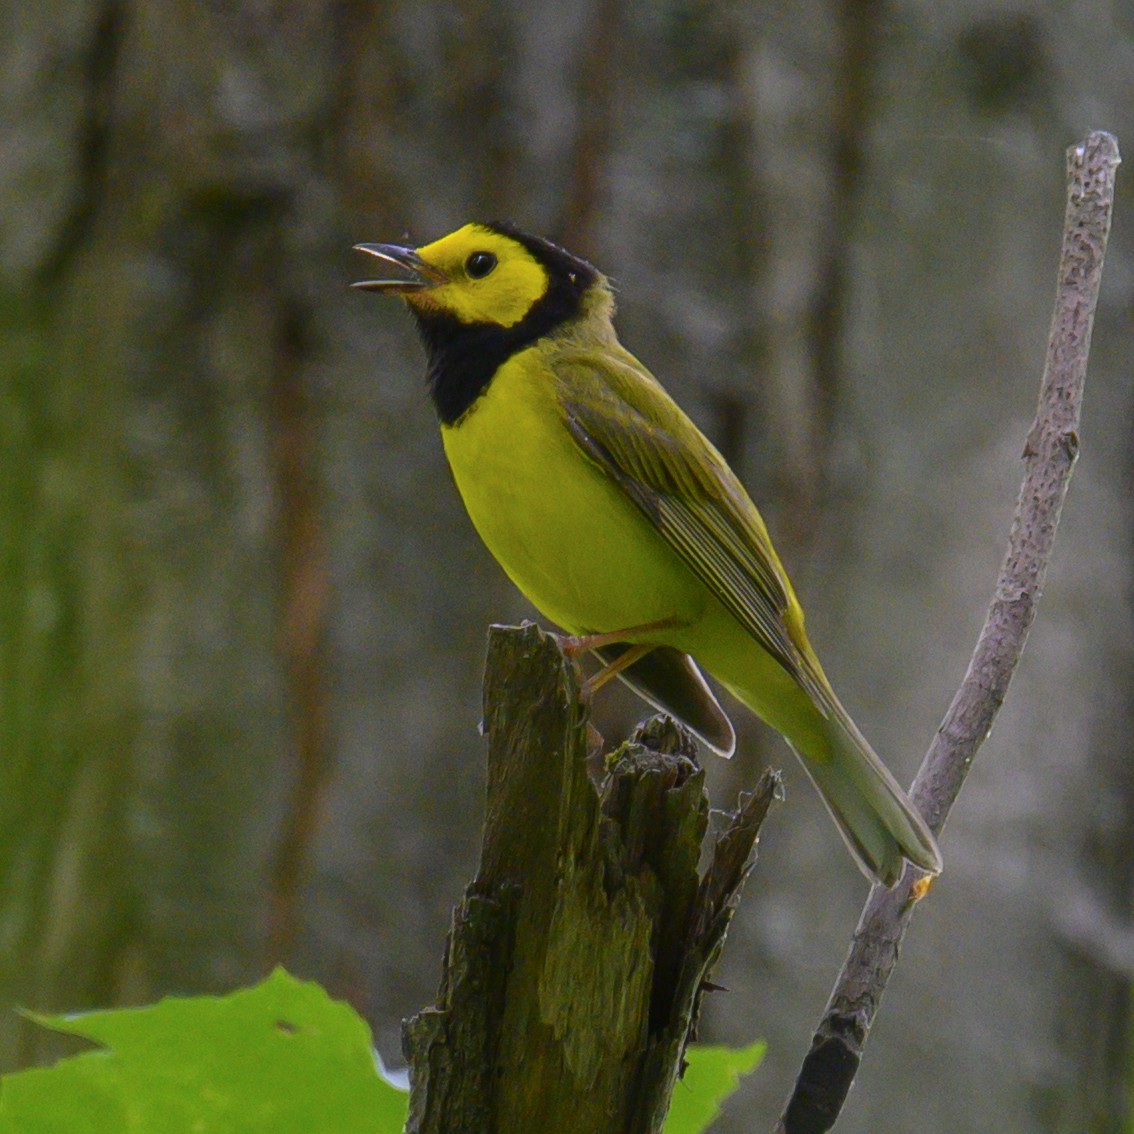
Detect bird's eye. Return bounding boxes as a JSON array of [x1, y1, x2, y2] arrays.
[[465, 251, 497, 279]]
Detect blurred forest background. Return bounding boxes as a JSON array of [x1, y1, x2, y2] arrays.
[[2, 1, 1132, 1131]]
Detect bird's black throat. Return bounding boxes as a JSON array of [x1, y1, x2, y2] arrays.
[[412, 227, 598, 426]]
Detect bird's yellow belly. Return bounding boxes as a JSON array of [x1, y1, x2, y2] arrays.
[[441, 352, 706, 637]]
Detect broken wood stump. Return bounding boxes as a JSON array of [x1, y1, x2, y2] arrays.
[[404, 622, 779, 1134]]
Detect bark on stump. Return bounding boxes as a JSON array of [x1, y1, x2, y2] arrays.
[[403, 622, 778, 1134]]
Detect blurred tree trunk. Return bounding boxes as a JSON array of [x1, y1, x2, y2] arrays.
[[1, 0, 345, 1054], [0, 291, 138, 1065], [1, 1, 139, 1064]]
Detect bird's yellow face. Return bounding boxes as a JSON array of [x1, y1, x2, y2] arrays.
[[411, 225, 550, 327], [354, 221, 600, 423], [355, 223, 551, 328]]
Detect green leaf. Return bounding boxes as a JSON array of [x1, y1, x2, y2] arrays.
[[0, 968, 408, 1133], [664, 1041, 765, 1134]]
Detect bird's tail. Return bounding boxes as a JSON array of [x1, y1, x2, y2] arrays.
[[798, 706, 941, 887]]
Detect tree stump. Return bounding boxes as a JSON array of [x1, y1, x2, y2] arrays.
[[403, 622, 779, 1134]]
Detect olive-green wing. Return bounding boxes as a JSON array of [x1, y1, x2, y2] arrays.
[[553, 351, 830, 713]]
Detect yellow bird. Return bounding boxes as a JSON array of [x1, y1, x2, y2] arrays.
[[354, 222, 940, 886]]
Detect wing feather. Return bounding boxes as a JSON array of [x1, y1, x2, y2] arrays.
[[554, 351, 831, 714]]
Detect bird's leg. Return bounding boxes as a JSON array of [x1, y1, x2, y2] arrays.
[[559, 616, 684, 658], [559, 616, 686, 698], [582, 642, 655, 696]]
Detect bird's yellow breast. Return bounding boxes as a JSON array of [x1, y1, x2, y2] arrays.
[[441, 346, 708, 637]]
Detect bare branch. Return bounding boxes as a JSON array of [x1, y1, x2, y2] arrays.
[[776, 130, 1121, 1134]]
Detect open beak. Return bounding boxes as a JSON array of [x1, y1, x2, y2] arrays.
[[351, 243, 447, 293]]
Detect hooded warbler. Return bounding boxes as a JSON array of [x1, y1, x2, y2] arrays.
[[354, 222, 940, 886]]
